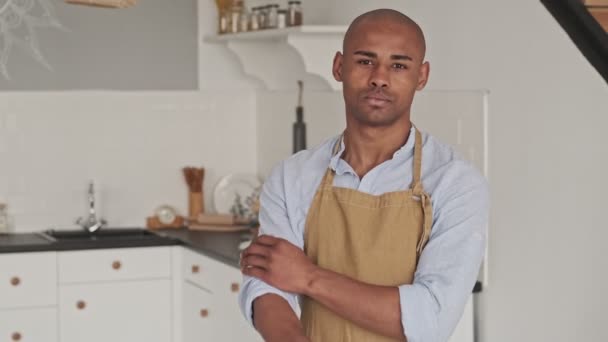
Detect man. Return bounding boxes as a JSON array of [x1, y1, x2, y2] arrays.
[[239, 8, 489, 342]]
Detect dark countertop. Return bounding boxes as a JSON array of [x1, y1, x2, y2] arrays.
[[0, 228, 481, 292], [154, 228, 249, 268], [0, 228, 249, 269]]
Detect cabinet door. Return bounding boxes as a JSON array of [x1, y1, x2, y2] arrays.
[[216, 266, 263, 342], [182, 281, 221, 342], [0, 308, 57, 342], [59, 280, 171, 342]]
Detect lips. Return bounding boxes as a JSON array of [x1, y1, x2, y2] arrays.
[[364, 93, 391, 106]]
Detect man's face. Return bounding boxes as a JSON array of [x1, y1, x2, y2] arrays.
[[333, 20, 429, 127]]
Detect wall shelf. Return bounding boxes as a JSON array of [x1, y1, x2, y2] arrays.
[[203, 25, 347, 90]]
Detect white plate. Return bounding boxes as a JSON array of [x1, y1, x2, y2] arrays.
[[212, 173, 262, 214]]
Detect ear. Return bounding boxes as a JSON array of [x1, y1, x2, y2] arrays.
[[332, 52, 343, 82], [416, 61, 430, 91]]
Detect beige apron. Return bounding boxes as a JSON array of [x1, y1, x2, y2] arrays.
[[301, 128, 433, 342]]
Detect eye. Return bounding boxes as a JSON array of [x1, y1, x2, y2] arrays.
[[357, 59, 373, 66], [393, 63, 407, 70]]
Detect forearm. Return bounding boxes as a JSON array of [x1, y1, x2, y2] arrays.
[[253, 294, 309, 342], [305, 267, 406, 341]]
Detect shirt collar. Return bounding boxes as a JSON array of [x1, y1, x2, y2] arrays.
[[328, 125, 417, 173]]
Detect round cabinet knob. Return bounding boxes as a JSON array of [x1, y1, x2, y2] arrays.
[[10, 276, 20, 286], [76, 300, 86, 310], [200, 308, 209, 318], [112, 260, 122, 270], [191, 265, 200, 274], [11, 332, 22, 341], [231, 282, 240, 292]]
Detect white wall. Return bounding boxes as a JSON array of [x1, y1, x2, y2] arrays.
[[0, 91, 257, 232], [320, 1, 608, 342], [0, 0, 261, 233], [0, 0, 198, 90]]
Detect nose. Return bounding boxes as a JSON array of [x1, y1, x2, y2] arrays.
[[369, 65, 389, 88]]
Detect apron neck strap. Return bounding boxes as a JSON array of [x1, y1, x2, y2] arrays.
[[322, 135, 343, 187], [411, 126, 424, 194]]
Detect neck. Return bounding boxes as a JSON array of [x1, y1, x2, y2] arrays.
[[341, 119, 412, 178]]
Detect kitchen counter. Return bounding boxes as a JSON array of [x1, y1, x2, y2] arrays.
[[154, 228, 249, 268], [0, 228, 249, 269], [0, 228, 481, 292]]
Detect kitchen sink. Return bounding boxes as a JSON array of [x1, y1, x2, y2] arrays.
[[43, 228, 155, 241], [39, 228, 179, 250]]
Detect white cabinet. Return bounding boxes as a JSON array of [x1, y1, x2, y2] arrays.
[[179, 248, 263, 342], [0, 252, 57, 309], [0, 252, 57, 342], [57, 247, 172, 342], [59, 280, 171, 342], [0, 308, 57, 342], [182, 282, 222, 342], [218, 266, 263, 342]]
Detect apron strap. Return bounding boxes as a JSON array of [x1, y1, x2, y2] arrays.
[[411, 127, 424, 196], [416, 192, 432, 255], [410, 126, 431, 255], [321, 135, 344, 188]]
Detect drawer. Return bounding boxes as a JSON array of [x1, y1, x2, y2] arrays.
[[58, 247, 171, 283], [0, 252, 57, 309], [59, 280, 171, 342], [182, 248, 242, 295], [0, 308, 57, 342]]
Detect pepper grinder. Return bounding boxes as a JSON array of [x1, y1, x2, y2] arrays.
[[293, 80, 307, 154]]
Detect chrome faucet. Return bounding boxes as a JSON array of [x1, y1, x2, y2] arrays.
[[76, 181, 106, 233]]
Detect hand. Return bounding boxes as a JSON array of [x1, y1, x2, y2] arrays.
[[240, 235, 316, 294]]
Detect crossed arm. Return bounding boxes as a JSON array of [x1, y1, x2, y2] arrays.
[[240, 161, 489, 342], [241, 235, 407, 341]]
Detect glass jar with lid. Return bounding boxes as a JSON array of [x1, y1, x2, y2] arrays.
[[249, 6, 260, 31], [266, 4, 279, 29], [287, 0, 302, 26], [277, 9, 287, 29], [228, 0, 244, 34], [0, 203, 12, 233], [239, 5, 249, 32]]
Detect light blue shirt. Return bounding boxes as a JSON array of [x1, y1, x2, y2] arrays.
[[239, 126, 490, 342]]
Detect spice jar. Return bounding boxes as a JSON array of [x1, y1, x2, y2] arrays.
[[287, 0, 302, 26], [249, 6, 260, 31], [218, 10, 229, 34], [259, 5, 268, 29], [228, 0, 244, 34], [277, 9, 287, 29], [239, 6, 249, 32], [0, 203, 12, 233], [266, 4, 279, 29]]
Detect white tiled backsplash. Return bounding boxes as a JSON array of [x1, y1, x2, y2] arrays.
[[0, 91, 257, 232]]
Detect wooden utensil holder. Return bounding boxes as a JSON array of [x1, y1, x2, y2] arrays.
[[188, 191, 204, 219]]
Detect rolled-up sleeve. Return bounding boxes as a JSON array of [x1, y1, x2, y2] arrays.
[[399, 177, 489, 342], [238, 160, 302, 326]]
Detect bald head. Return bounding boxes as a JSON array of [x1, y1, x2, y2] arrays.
[[343, 9, 426, 60]]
